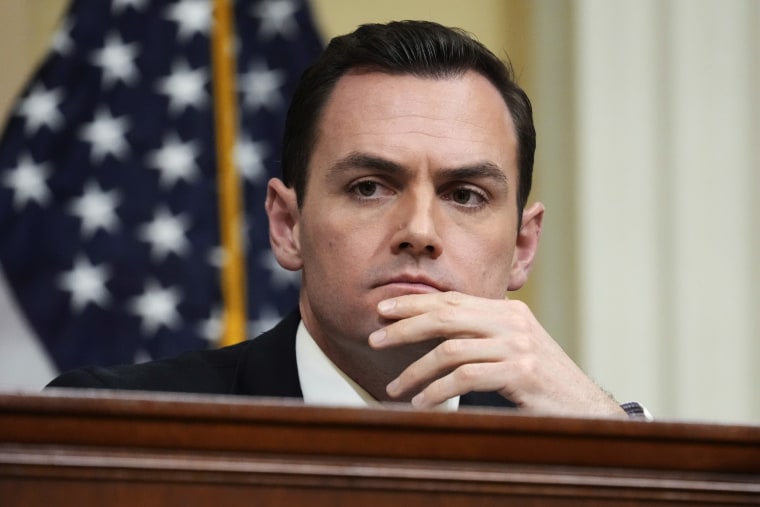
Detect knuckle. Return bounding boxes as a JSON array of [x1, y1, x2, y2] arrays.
[[506, 306, 533, 334], [436, 306, 459, 325], [508, 299, 530, 313], [438, 338, 464, 359], [515, 355, 538, 378], [455, 363, 485, 384], [443, 291, 464, 306], [511, 333, 533, 354]]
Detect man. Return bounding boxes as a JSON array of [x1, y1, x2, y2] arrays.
[[50, 21, 642, 418]]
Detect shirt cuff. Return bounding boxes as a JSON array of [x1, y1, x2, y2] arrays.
[[620, 401, 654, 420]]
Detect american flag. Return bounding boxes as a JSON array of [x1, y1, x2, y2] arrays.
[[0, 0, 322, 373]]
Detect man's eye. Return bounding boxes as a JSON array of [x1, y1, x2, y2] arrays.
[[349, 180, 388, 199], [356, 181, 377, 197], [450, 188, 485, 206]]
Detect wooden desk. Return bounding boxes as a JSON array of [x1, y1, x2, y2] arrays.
[[1, 391, 759, 505]]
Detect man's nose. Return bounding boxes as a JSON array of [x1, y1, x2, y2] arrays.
[[390, 191, 443, 259]]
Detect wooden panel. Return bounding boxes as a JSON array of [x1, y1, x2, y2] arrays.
[[1, 391, 759, 505]]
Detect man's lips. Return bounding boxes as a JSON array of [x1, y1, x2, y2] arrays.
[[374, 275, 446, 294]]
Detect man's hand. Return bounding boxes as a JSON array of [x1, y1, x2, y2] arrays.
[[368, 291, 626, 418]]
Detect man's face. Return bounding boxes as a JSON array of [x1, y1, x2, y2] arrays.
[[269, 70, 531, 389]]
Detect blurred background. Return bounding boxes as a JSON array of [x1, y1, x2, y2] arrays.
[[0, 0, 757, 423]]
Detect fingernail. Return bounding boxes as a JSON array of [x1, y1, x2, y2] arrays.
[[411, 392, 425, 407], [377, 299, 395, 312], [369, 329, 386, 346], [387, 378, 400, 395]]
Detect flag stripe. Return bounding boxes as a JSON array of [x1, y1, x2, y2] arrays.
[[212, 0, 246, 346]]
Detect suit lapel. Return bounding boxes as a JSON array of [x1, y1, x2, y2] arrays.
[[233, 309, 304, 399]]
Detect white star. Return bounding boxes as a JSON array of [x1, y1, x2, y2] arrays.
[[57, 256, 111, 312], [197, 307, 224, 344], [90, 32, 140, 88], [17, 84, 64, 135], [164, 0, 212, 41], [1, 153, 51, 210], [156, 59, 208, 114], [249, 304, 283, 337], [145, 133, 201, 188], [260, 249, 300, 290], [112, 0, 149, 13], [67, 181, 121, 237], [250, 0, 300, 40], [129, 280, 183, 336], [235, 137, 269, 182], [52, 17, 74, 56], [79, 107, 131, 164], [239, 61, 285, 112], [137, 207, 191, 261], [207, 246, 225, 268]]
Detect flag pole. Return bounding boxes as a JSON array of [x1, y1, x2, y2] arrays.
[[211, 0, 246, 346]]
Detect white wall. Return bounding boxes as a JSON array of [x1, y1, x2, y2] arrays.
[[569, 0, 759, 422]]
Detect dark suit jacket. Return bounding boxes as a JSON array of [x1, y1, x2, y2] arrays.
[[48, 310, 516, 409]]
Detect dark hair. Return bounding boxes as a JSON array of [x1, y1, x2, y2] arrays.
[[281, 20, 535, 221]]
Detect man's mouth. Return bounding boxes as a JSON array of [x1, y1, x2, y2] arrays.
[[375, 274, 446, 294]]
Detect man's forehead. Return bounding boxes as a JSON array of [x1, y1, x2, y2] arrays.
[[312, 70, 518, 173]]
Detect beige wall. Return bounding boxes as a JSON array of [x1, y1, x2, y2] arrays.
[[0, 1, 68, 121]]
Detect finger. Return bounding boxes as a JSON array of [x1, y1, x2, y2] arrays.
[[410, 362, 511, 409], [377, 291, 469, 320], [386, 337, 506, 398], [369, 311, 442, 348], [371, 297, 499, 349]]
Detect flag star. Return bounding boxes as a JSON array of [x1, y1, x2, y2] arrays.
[[249, 305, 282, 337], [156, 59, 208, 114], [90, 32, 140, 88], [17, 84, 64, 135], [164, 0, 212, 41], [260, 249, 300, 290], [57, 256, 111, 312], [146, 133, 201, 188], [250, 0, 300, 40], [239, 61, 285, 112], [128, 280, 183, 336], [207, 246, 225, 268], [1, 153, 51, 210], [137, 207, 191, 261], [112, 0, 149, 13], [79, 107, 131, 164], [235, 137, 269, 182], [67, 181, 121, 237], [52, 17, 74, 56], [197, 307, 223, 344]]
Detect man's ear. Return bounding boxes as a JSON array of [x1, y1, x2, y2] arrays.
[[508, 202, 544, 291], [265, 178, 303, 271]]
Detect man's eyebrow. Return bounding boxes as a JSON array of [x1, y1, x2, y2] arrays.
[[439, 162, 509, 187], [328, 152, 509, 187], [328, 152, 409, 177]]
